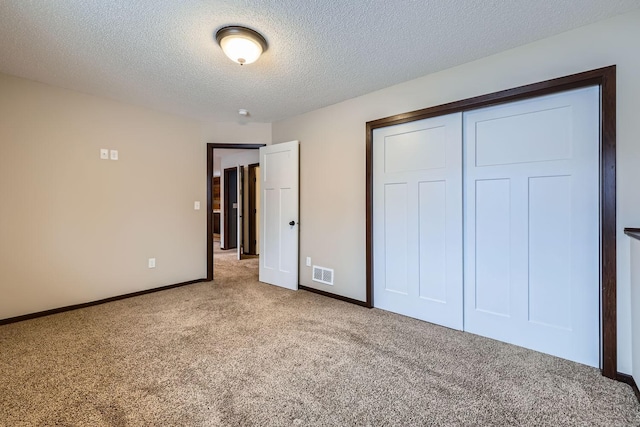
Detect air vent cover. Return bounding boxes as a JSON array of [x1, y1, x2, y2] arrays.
[[312, 265, 334, 285]]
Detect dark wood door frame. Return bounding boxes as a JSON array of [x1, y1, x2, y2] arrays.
[[248, 163, 259, 255], [223, 167, 238, 250], [365, 66, 617, 379], [207, 144, 266, 282], [239, 164, 245, 255]]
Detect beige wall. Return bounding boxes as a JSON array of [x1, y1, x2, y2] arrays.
[[272, 10, 640, 374], [0, 73, 206, 320], [201, 121, 272, 144]]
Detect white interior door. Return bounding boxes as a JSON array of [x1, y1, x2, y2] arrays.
[[373, 113, 463, 330], [463, 87, 600, 367], [259, 141, 299, 290]]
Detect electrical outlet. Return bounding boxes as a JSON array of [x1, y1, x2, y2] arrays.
[[110, 149, 118, 160], [148, 258, 156, 269], [306, 257, 311, 267], [194, 201, 200, 210], [100, 149, 109, 160]]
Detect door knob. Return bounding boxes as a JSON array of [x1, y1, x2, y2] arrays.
[[289, 221, 295, 226]]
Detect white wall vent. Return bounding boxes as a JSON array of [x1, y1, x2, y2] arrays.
[[312, 265, 334, 285]]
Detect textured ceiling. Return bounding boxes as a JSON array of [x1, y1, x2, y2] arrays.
[[0, 1, 639, 123]]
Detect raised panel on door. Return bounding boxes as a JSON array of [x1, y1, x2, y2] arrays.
[[528, 175, 572, 330], [373, 113, 463, 330], [418, 180, 447, 303], [464, 86, 600, 367], [383, 183, 409, 295], [474, 178, 511, 318]]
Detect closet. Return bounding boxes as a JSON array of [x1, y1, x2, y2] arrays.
[[372, 86, 600, 367]]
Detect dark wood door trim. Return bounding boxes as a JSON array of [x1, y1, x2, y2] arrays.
[[365, 65, 617, 379], [206, 144, 265, 281], [239, 165, 245, 254], [248, 163, 259, 255]]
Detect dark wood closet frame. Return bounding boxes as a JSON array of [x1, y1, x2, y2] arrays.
[[206, 143, 265, 281], [365, 66, 617, 379]]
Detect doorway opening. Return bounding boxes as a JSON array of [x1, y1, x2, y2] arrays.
[[207, 144, 266, 281]]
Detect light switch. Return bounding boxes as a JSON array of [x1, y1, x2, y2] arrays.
[[194, 201, 201, 210], [110, 149, 118, 160], [148, 258, 156, 268], [100, 149, 109, 160]]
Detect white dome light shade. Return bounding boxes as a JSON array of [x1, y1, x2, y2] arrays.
[[220, 36, 262, 64], [215, 26, 268, 65]]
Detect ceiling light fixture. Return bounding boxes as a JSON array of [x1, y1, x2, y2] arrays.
[[215, 26, 268, 65]]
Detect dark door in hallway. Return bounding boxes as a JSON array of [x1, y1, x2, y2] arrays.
[[224, 167, 238, 249]]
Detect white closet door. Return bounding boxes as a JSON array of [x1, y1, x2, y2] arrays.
[[373, 113, 463, 330], [464, 87, 600, 367]]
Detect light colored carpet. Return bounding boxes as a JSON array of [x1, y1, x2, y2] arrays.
[[1, 245, 639, 426]]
